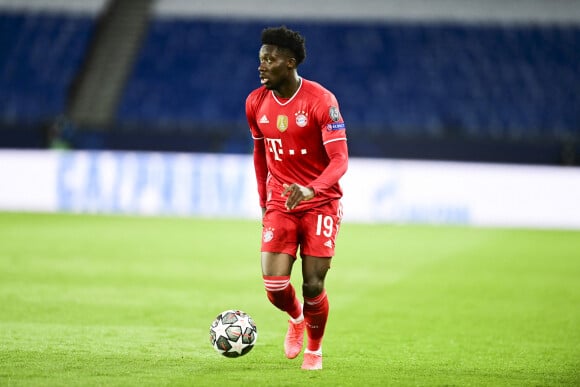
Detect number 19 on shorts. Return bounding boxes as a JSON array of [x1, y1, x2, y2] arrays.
[[316, 214, 334, 237]]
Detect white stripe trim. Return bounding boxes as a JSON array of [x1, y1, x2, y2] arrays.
[[264, 280, 289, 285], [305, 295, 326, 306], [264, 278, 290, 291], [323, 137, 347, 145], [264, 280, 289, 284], [271, 77, 303, 106]]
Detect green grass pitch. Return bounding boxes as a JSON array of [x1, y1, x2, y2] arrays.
[[1, 212, 579, 386]]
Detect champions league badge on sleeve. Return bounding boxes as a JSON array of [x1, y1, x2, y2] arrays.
[[326, 122, 345, 131], [327, 106, 345, 131], [329, 106, 340, 122]]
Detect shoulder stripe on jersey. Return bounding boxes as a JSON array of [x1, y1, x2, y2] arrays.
[[323, 137, 347, 145], [252, 135, 264, 140]]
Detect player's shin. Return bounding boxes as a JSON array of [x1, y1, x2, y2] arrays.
[[263, 275, 302, 319], [303, 289, 329, 352]]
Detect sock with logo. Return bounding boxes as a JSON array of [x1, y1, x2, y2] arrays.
[[303, 289, 329, 351]]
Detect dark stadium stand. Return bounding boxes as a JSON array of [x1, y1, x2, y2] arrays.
[[117, 20, 260, 128], [0, 12, 95, 124], [118, 19, 580, 140], [0, 9, 579, 163]]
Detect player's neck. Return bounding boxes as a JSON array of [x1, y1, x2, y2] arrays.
[[274, 74, 301, 99]]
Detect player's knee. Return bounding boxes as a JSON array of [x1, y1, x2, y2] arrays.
[[263, 275, 297, 311], [302, 280, 324, 299]]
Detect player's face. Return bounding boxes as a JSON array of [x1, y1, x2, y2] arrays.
[[258, 44, 293, 91]]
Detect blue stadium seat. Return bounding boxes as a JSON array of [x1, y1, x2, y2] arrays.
[[0, 12, 95, 124], [2, 11, 578, 144]]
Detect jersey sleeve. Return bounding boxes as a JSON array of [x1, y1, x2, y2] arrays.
[[245, 91, 263, 140], [308, 91, 348, 195], [252, 138, 268, 208], [315, 92, 347, 146], [245, 90, 268, 208], [309, 139, 348, 195]]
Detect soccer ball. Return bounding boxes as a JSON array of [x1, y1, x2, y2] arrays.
[[209, 310, 258, 358]]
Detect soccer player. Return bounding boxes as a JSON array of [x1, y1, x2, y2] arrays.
[[245, 26, 348, 370]]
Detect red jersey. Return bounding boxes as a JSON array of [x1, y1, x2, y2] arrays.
[[246, 78, 348, 211]]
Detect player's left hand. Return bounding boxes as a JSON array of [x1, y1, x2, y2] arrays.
[[282, 183, 314, 210]]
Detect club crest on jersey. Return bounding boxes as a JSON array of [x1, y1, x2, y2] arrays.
[[277, 115, 288, 132], [329, 106, 340, 122], [263, 227, 274, 242], [295, 110, 308, 127]]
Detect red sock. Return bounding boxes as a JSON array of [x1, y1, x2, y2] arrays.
[[303, 290, 329, 352], [263, 275, 302, 320]]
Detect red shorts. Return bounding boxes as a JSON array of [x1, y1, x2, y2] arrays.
[[261, 200, 343, 258]]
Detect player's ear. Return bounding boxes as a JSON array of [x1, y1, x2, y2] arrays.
[[287, 57, 297, 69]]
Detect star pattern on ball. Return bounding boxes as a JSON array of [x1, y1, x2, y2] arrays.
[[210, 310, 257, 357], [213, 318, 230, 351], [228, 332, 244, 355]]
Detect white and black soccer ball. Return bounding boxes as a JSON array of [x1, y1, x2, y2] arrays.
[[209, 310, 257, 358]]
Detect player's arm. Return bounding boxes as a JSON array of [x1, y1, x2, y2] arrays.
[[246, 94, 268, 211], [253, 138, 268, 210], [282, 182, 314, 210], [283, 140, 348, 210], [307, 95, 349, 195], [283, 93, 348, 210], [309, 139, 348, 194]]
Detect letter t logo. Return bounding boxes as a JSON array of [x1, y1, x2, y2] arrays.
[[266, 138, 283, 161]]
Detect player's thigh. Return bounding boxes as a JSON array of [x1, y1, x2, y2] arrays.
[[301, 255, 332, 297], [261, 208, 300, 276], [301, 255, 332, 282], [261, 252, 296, 276]]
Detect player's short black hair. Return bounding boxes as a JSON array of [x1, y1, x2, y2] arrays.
[[261, 26, 306, 65]]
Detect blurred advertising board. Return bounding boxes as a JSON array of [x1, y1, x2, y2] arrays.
[[1, 150, 579, 229]]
